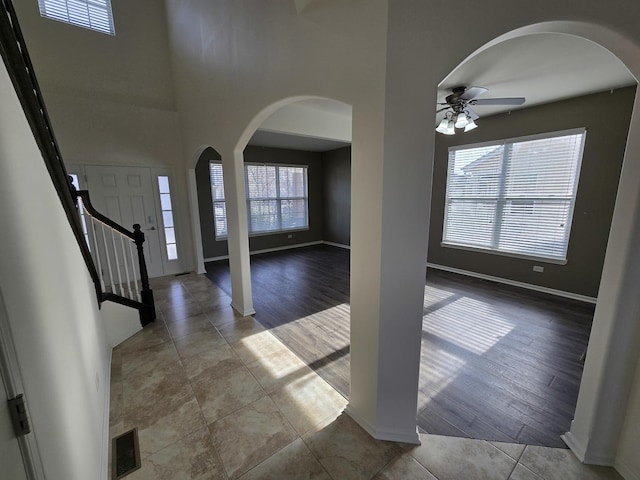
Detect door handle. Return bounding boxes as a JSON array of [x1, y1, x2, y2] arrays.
[[147, 226, 156, 231]]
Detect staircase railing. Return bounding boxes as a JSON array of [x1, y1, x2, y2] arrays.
[[1, 0, 154, 326], [69, 181, 156, 326]]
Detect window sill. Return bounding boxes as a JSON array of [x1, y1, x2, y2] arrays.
[[440, 242, 568, 265], [215, 227, 309, 241]]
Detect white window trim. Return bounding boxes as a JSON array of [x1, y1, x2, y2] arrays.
[[37, 0, 115, 35], [209, 162, 227, 240], [440, 242, 569, 265], [210, 161, 310, 240], [156, 175, 179, 262], [244, 162, 309, 236], [442, 128, 586, 263]]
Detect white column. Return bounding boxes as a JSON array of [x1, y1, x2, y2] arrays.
[[564, 97, 640, 464], [345, 3, 441, 441], [221, 148, 255, 316], [346, 92, 432, 443]]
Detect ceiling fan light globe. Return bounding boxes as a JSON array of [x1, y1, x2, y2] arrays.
[[435, 117, 450, 134], [455, 113, 470, 128], [464, 119, 478, 132], [445, 119, 456, 135]]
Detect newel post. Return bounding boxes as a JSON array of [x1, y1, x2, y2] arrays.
[[67, 175, 78, 207], [133, 224, 156, 325]]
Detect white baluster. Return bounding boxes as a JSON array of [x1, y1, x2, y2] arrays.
[[88, 214, 106, 291], [101, 222, 115, 293], [120, 234, 133, 300], [110, 229, 124, 296]]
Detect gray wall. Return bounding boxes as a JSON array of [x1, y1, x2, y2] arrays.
[[322, 146, 351, 245], [196, 145, 324, 259], [196, 147, 223, 257], [428, 86, 636, 298]]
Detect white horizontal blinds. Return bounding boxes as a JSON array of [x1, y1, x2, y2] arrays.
[[209, 163, 228, 238], [443, 129, 585, 261], [444, 145, 504, 249], [38, 0, 115, 35], [209, 163, 309, 237], [246, 165, 278, 233], [498, 133, 584, 258], [245, 164, 309, 234], [278, 166, 308, 230]]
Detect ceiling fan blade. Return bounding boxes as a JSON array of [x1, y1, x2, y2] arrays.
[[472, 97, 526, 106], [436, 106, 451, 113], [460, 86, 488, 101], [465, 106, 480, 120]]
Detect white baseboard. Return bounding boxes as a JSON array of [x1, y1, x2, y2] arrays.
[[561, 432, 616, 466], [231, 302, 256, 317], [250, 241, 323, 256], [561, 432, 587, 462], [323, 241, 350, 250], [427, 263, 597, 304], [204, 255, 229, 262], [344, 405, 421, 445], [204, 241, 327, 263], [614, 459, 640, 480], [101, 347, 113, 480]]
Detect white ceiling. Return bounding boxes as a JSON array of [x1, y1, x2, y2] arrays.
[[249, 130, 350, 152], [249, 33, 636, 151], [439, 33, 635, 122]]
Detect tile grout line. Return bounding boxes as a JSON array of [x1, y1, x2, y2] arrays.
[[163, 278, 236, 479], [205, 293, 343, 480], [149, 305, 229, 478]]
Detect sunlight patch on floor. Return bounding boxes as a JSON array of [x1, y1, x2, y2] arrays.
[[418, 348, 467, 406], [424, 296, 515, 355], [424, 285, 457, 302]]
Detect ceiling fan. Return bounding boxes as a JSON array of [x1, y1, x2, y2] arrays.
[[436, 86, 526, 135]]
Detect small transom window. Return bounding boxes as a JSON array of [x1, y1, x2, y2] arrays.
[[37, 0, 115, 35]]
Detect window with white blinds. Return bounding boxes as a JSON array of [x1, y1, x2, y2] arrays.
[[209, 162, 308, 239], [246, 164, 308, 234], [38, 0, 115, 35], [210, 163, 228, 239], [442, 128, 586, 263]]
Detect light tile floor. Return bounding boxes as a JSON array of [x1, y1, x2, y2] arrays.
[[109, 273, 624, 480]]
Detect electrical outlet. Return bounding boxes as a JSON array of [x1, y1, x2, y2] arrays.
[[533, 265, 544, 273]]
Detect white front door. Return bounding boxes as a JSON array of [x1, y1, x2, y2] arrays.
[[85, 165, 164, 278]]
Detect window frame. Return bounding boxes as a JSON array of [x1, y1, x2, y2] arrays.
[[157, 175, 179, 262], [37, 0, 115, 35], [209, 161, 309, 240], [245, 162, 309, 236], [441, 128, 587, 264], [209, 162, 228, 240]]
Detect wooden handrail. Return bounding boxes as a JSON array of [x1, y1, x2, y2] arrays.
[[72, 185, 156, 326], [1, 1, 154, 325], [76, 190, 135, 239], [0, 0, 102, 300]]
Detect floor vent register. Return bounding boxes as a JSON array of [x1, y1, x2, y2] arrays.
[[112, 428, 141, 479]]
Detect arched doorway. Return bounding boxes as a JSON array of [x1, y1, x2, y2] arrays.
[[189, 95, 354, 394], [423, 21, 640, 463]]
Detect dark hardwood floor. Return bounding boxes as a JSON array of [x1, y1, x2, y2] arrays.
[[205, 244, 594, 448]]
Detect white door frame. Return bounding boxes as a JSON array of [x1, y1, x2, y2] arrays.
[[67, 163, 184, 278], [0, 287, 45, 479]]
